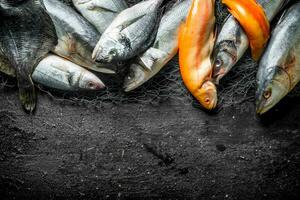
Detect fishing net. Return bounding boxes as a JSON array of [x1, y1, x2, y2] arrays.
[[0, 0, 299, 109]]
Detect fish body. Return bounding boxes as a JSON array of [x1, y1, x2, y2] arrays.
[[123, 0, 192, 92], [92, 0, 164, 63], [179, 0, 217, 110], [222, 0, 270, 61], [43, 0, 115, 74], [32, 55, 105, 91], [256, 2, 300, 114], [0, 0, 57, 112], [72, 0, 128, 34], [213, 0, 286, 83], [0, 53, 105, 91]]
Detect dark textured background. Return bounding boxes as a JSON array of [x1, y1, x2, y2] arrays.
[[0, 0, 300, 199]]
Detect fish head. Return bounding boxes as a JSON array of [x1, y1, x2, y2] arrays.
[[93, 34, 127, 63], [212, 42, 237, 84], [123, 63, 147, 92], [195, 81, 218, 110], [78, 71, 105, 90], [256, 66, 290, 115]]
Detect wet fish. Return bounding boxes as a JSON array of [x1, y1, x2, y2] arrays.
[[179, 0, 217, 110], [92, 0, 164, 63], [32, 55, 105, 91], [123, 0, 192, 92], [43, 0, 115, 74], [256, 2, 300, 114], [0, 0, 57, 112], [72, 0, 128, 34], [222, 0, 270, 61], [0, 53, 105, 91], [213, 0, 287, 83]]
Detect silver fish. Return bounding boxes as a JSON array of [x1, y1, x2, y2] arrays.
[[256, 2, 300, 114], [43, 0, 116, 74], [72, 0, 128, 34], [0, 0, 57, 112], [32, 55, 105, 91], [0, 53, 105, 91], [123, 0, 191, 92], [212, 0, 288, 83], [92, 0, 164, 63]]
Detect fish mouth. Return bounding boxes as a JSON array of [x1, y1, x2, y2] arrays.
[[123, 63, 147, 92], [256, 98, 268, 115]]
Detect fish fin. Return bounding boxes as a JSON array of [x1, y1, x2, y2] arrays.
[[0, 55, 16, 77], [139, 48, 168, 70], [277, 8, 288, 25], [18, 75, 36, 113], [83, 1, 125, 13]]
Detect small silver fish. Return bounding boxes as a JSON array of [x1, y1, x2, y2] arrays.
[[72, 0, 128, 34], [92, 0, 164, 63], [43, 0, 116, 74], [256, 2, 300, 114], [0, 53, 105, 91], [212, 0, 287, 83], [123, 0, 192, 92], [32, 55, 105, 91]]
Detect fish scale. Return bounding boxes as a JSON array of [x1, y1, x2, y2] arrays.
[[123, 0, 192, 92], [256, 2, 300, 114], [212, 0, 287, 83], [92, 0, 164, 63]]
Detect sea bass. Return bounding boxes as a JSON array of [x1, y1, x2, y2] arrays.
[[43, 0, 115, 74], [72, 0, 128, 34], [256, 2, 300, 114], [179, 0, 217, 110], [32, 55, 105, 91], [92, 0, 164, 63], [0, 54, 105, 91], [213, 0, 287, 83], [123, 0, 192, 92], [0, 0, 57, 112]]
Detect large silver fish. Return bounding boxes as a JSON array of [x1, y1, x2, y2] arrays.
[[0, 54, 105, 91], [0, 0, 57, 112], [123, 0, 191, 92], [43, 0, 115, 74], [212, 0, 287, 83], [32, 55, 105, 91], [72, 0, 128, 34], [256, 2, 300, 115], [92, 0, 164, 63]]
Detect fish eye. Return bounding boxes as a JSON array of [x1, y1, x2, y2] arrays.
[[109, 49, 118, 57], [215, 59, 223, 68], [205, 97, 210, 104], [263, 89, 272, 99], [87, 82, 96, 88]]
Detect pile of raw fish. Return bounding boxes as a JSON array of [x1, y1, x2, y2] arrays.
[[0, 0, 299, 115]]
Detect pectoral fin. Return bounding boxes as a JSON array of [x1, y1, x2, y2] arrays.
[[139, 48, 168, 70]]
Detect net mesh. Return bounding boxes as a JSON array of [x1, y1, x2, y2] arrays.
[[0, 0, 299, 109]]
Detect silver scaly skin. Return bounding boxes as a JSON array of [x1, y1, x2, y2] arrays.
[[256, 2, 300, 114], [43, 0, 116, 74], [92, 0, 164, 63], [32, 55, 105, 91], [0, 54, 105, 91], [123, 0, 192, 92], [72, 0, 128, 34], [212, 0, 287, 84]]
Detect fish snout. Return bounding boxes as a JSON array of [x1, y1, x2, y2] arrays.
[[80, 72, 105, 90], [196, 81, 218, 110], [123, 63, 147, 92]]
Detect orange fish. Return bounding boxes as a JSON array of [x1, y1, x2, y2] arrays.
[[222, 0, 270, 61], [179, 0, 217, 110]]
